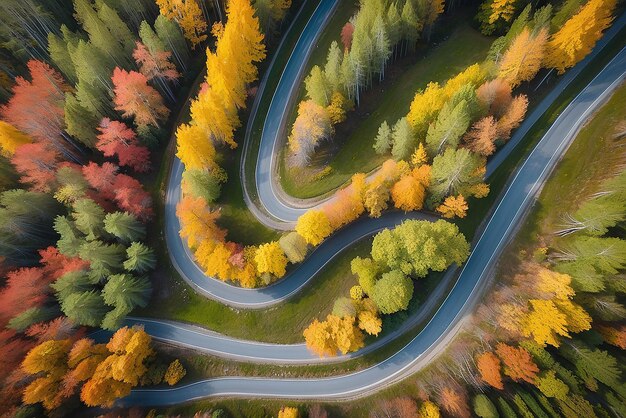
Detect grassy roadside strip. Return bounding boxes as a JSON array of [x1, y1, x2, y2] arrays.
[[149, 54, 626, 418]]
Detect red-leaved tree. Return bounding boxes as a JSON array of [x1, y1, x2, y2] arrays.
[[111, 67, 169, 128], [97, 118, 151, 172], [0, 60, 67, 147], [11, 142, 62, 192]]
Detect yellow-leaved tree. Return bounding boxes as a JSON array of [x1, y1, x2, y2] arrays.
[[156, 0, 208, 48], [0, 120, 31, 156], [546, 0, 616, 73], [255, 241, 288, 278], [296, 210, 333, 245], [176, 196, 226, 248], [176, 123, 218, 170], [499, 28, 548, 87]]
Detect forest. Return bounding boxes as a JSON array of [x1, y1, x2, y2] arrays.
[[0, 0, 624, 416]]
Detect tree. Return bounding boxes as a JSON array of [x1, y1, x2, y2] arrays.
[[439, 387, 471, 418], [351, 257, 379, 295], [97, 118, 151, 172], [411, 144, 428, 167], [156, 0, 208, 48], [295, 210, 332, 246], [11, 143, 61, 192], [303, 314, 364, 357], [181, 168, 224, 202], [341, 22, 354, 51], [78, 240, 126, 279], [104, 212, 146, 242], [254, 241, 288, 278], [391, 170, 426, 211], [546, 0, 616, 73], [71, 198, 105, 241], [536, 370, 569, 399], [371, 219, 470, 277], [288, 100, 332, 167], [465, 116, 498, 156], [425, 100, 471, 156], [407, 82, 445, 136], [59, 290, 107, 327], [0, 60, 67, 146], [390, 117, 415, 160], [176, 196, 226, 248], [133, 41, 180, 82], [111, 67, 169, 128], [357, 310, 382, 336], [597, 324, 626, 349], [176, 123, 218, 171], [476, 78, 512, 117], [112, 174, 154, 220], [0, 121, 31, 157], [495, 343, 539, 383], [521, 299, 569, 347], [305, 66, 331, 107], [279, 231, 309, 263], [437, 195, 469, 218], [21, 339, 72, 410], [419, 400, 441, 418], [371, 270, 413, 314], [477, 351, 504, 389], [430, 148, 487, 203], [499, 28, 548, 87], [124, 242, 157, 273], [560, 344, 621, 389], [327, 91, 349, 124], [497, 94, 528, 140], [473, 394, 498, 418], [162, 359, 186, 386], [278, 406, 299, 418]]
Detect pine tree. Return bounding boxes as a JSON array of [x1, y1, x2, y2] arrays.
[[390, 117, 415, 160], [123, 242, 157, 273], [102, 273, 151, 311], [103, 212, 146, 242], [305, 66, 331, 106], [425, 100, 471, 156]]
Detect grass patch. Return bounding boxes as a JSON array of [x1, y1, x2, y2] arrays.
[[139, 239, 370, 343], [279, 13, 492, 198]]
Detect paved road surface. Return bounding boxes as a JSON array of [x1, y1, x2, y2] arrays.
[[122, 38, 626, 406]]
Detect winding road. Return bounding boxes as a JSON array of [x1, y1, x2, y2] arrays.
[[121, 0, 626, 406]]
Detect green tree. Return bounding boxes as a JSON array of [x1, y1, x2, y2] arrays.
[[351, 256, 379, 295], [72, 198, 105, 241], [559, 344, 621, 390], [102, 273, 151, 311], [429, 148, 486, 203], [60, 290, 107, 327], [154, 14, 189, 72], [371, 269, 413, 314], [324, 41, 343, 93], [8, 306, 59, 332], [104, 212, 146, 242], [181, 169, 224, 203], [124, 242, 156, 273], [390, 117, 415, 160], [374, 120, 392, 155], [371, 219, 469, 277], [278, 231, 309, 263], [54, 216, 85, 257], [79, 240, 126, 279], [48, 30, 78, 83], [52, 270, 94, 300], [305, 66, 331, 107], [425, 100, 471, 156], [473, 394, 499, 418], [65, 92, 99, 147]]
